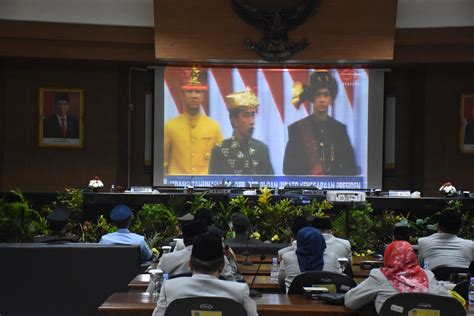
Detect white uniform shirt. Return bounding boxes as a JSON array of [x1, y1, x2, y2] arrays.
[[344, 269, 449, 313], [418, 232, 474, 269], [153, 274, 258, 316], [278, 250, 342, 292], [323, 234, 352, 265]]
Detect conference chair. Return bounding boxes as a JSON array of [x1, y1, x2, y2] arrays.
[[453, 280, 469, 301], [379, 293, 466, 316], [431, 266, 469, 281], [164, 297, 247, 316], [287, 271, 357, 295]]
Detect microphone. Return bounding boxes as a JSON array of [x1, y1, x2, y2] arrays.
[[248, 255, 265, 298], [241, 236, 253, 266]]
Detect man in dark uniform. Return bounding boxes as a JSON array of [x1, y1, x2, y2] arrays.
[[43, 92, 80, 138], [209, 89, 273, 175], [34, 206, 80, 243], [283, 71, 358, 175]]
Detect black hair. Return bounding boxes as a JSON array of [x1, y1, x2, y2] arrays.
[[113, 219, 130, 229], [190, 256, 225, 274], [291, 216, 308, 237], [228, 107, 245, 129], [232, 215, 250, 235], [437, 210, 462, 234], [195, 209, 213, 226], [48, 220, 68, 233], [393, 225, 411, 242]]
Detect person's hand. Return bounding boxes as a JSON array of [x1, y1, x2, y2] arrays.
[[224, 245, 236, 262]]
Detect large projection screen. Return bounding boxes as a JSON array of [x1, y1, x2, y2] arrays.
[[154, 66, 384, 189]]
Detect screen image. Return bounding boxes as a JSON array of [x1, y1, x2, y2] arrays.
[[153, 66, 384, 189]]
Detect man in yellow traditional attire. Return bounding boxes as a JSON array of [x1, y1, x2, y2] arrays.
[[164, 67, 223, 175]]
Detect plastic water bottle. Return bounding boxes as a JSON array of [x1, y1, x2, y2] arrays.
[[270, 257, 279, 281], [423, 260, 430, 270], [150, 269, 163, 296], [469, 277, 474, 305]]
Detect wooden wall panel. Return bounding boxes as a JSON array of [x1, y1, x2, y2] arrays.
[[0, 20, 155, 62], [384, 65, 474, 195], [394, 28, 474, 63], [421, 64, 474, 195], [2, 60, 121, 192], [153, 0, 397, 63], [0, 61, 4, 190]]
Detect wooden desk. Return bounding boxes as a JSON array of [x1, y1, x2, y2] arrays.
[[129, 274, 283, 293], [98, 292, 376, 315], [236, 254, 274, 263], [239, 263, 271, 275]]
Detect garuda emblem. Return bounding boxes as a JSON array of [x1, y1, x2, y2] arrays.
[[231, 0, 319, 62]]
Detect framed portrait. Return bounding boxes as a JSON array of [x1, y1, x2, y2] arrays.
[[459, 94, 474, 153], [38, 88, 84, 148]]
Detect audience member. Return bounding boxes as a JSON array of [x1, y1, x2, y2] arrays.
[[34, 206, 79, 243], [99, 204, 153, 263], [393, 221, 412, 242], [170, 213, 194, 253], [278, 216, 308, 260], [418, 210, 474, 269], [345, 241, 450, 314], [156, 220, 237, 281], [278, 226, 341, 292], [310, 216, 352, 266], [153, 234, 258, 316], [195, 209, 226, 239], [226, 213, 261, 244]]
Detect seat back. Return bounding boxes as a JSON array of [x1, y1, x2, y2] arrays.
[[453, 280, 469, 301], [431, 266, 469, 281], [287, 271, 356, 295], [379, 293, 466, 316], [164, 296, 247, 316]]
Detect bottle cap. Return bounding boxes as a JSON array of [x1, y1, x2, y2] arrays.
[[272, 257, 278, 264]]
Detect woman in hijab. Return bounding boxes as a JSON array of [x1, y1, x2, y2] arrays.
[[345, 240, 450, 313], [278, 226, 341, 292]]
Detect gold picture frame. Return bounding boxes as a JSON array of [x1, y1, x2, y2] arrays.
[[459, 94, 474, 153], [38, 88, 84, 148]]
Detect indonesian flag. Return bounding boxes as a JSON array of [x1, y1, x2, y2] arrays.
[[163, 67, 368, 175]]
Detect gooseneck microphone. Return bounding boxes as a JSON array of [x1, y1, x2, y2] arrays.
[[249, 255, 265, 298], [241, 236, 253, 266]]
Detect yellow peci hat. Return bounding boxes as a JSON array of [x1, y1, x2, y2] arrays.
[[225, 88, 259, 111]]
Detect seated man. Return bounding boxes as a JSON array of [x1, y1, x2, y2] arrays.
[[99, 204, 153, 263], [170, 213, 195, 253], [153, 234, 258, 316], [226, 213, 261, 244], [418, 210, 474, 270], [156, 220, 237, 281], [34, 206, 80, 243], [310, 216, 352, 266], [278, 216, 308, 260]]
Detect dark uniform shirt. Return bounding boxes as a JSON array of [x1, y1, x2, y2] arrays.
[[209, 136, 274, 175], [283, 116, 358, 175]]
